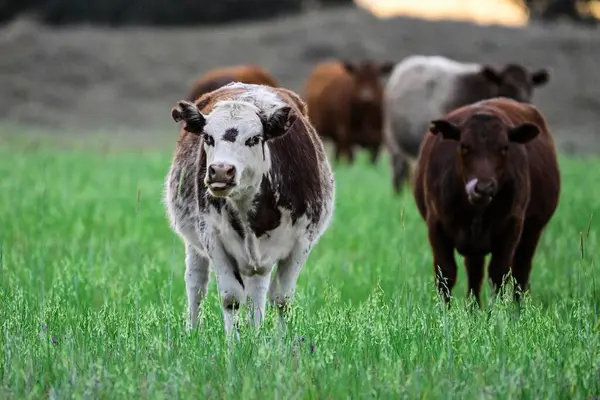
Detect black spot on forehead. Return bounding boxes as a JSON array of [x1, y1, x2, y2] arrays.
[[223, 128, 238, 142]]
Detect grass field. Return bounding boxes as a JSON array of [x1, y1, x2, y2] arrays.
[[1, 141, 600, 399]]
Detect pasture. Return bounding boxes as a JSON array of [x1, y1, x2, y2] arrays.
[[1, 136, 599, 399]]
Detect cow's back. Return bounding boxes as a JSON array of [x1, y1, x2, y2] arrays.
[[187, 65, 279, 102], [384, 55, 482, 159]]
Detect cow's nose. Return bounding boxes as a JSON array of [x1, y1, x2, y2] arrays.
[[208, 163, 236, 182], [474, 180, 496, 197]]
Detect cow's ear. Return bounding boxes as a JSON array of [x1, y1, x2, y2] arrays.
[[379, 61, 395, 75], [531, 69, 550, 86], [481, 66, 502, 85], [341, 60, 356, 74], [429, 119, 460, 141], [261, 106, 297, 141], [171, 100, 206, 135], [508, 123, 539, 144]]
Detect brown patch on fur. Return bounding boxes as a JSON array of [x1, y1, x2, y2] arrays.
[[304, 59, 394, 165], [413, 97, 560, 306], [186, 64, 280, 102]]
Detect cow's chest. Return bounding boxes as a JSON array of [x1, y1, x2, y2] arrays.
[[214, 209, 298, 275], [450, 216, 494, 256]]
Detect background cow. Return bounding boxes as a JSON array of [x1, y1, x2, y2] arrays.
[[413, 97, 560, 306], [384, 55, 550, 193], [186, 64, 280, 102], [164, 82, 335, 336], [304, 59, 394, 164]]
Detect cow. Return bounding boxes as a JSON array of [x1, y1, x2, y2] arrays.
[[164, 82, 335, 336], [186, 64, 280, 102], [304, 59, 395, 165], [383, 55, 550, 194], [412, 97, 560, 307]]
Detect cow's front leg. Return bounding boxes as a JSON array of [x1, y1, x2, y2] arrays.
[[184, 242, 210, 330], [488, 216, 523, 300], [245, 272, 272, 329], [207, 236, 246, 337], [268, 239, 312, 319], [427, 218, 458, 304]]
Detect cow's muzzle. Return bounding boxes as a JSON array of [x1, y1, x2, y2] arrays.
[[205, 163, 236, 197]]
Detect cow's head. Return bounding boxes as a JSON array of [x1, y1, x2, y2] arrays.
[[342, 60, 395, 134], [429, 113, 539, 207], [172, 99, 296, 198], [481, 63, 550, 103]]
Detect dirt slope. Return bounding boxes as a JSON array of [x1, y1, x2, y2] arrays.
[[0, 8, 599, 154]]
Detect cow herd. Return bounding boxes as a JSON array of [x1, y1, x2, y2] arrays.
[[164, 55, 561, 336]]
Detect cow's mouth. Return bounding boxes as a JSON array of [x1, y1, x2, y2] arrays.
[[206, 181, 236, 197], [467, 193, 492, 207]]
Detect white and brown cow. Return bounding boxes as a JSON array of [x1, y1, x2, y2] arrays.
[[164, 82, 335, 336], [383, 55, 550, 194]]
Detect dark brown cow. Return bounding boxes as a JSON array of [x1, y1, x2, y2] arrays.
[[186, 64, 279, 102], [304, 59, 394, 164], [413, 97, 560, 306], [384, 55, 551, 194]]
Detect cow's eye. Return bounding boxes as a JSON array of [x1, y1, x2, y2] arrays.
[[203, 134, 214, 147], [460, 144, 469, 156], [245, 135, 261, 147], [500, 145, 509, 156]]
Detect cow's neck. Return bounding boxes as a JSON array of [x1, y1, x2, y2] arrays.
[[225, 178, 270, 270]]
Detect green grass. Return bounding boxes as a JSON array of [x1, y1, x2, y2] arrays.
[[1, 142, 599, 399]]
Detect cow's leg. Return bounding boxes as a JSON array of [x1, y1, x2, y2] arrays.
[[184, 243, 210, 330], [511, 220, 543, 302], [427, 219, 458, 304], [334, 125, 354, 164], [268, 239, 312, 323], [391, 152, 410, 194], [245, 273, 272, 329], [334, 141, 344, 164], [488, 217, 523, 300], [208, 237, 247, 337], [369, 144, 380, 165], [464, 255, 485, 307]]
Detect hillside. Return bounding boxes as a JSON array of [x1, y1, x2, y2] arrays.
[[1, 7, 599, 154]]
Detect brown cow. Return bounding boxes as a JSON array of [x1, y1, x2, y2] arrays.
[[304, 59, 394, 164], [186, 64, 279, 102], [413, 97, 560, 306]]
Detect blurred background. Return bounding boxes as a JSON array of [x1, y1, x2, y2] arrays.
[[0, 0, 599, 153]]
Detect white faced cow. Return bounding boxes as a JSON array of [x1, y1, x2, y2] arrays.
[[383, 55, 550, 194], [164, 82, 335, 336]]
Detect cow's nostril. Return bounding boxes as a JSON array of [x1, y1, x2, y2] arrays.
[[208, 165, 216, 177], [226, 166, 235, 177]]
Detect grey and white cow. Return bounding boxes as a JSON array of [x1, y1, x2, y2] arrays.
[[163, 82, 335, 335], [383, 55, 550, 194]]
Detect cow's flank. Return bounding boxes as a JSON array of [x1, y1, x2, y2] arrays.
[[412, 97, 560, 306]]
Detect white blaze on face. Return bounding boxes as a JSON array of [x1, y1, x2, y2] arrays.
[[202, 101, 270, 190]]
